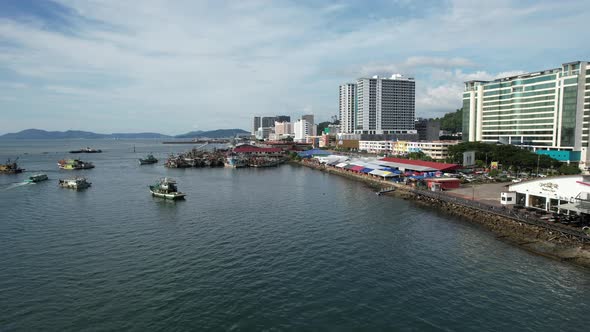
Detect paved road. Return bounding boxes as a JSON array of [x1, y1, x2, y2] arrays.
[[446, 182, 510, 206]]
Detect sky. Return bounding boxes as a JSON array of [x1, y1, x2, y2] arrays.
[[0, 0, 589, 135]]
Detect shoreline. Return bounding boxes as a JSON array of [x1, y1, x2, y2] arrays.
[[292, 160, 590, 269]]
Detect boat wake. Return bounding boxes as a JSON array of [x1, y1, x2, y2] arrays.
[[1, 182, 34, 191]]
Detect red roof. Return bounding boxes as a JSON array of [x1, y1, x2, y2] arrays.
[[350, 165, 365, 172], [379, 157, 461, 172], [233, 146, 282, 153]]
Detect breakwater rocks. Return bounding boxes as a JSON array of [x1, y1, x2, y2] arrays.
[[410, 193, 590, 268], [294, 160, 590, 268]]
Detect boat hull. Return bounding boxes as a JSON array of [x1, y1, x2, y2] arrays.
[[26, 174, 48, 183], [139, 159, 158, 165], [150, 190, 186, 200]]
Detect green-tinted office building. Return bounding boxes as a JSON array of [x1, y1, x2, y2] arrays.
[[463, 61, 590, 169]]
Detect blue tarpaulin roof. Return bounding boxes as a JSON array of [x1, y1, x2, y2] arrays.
[[298, 149, 331, 157], [360, 168, 374, 174]]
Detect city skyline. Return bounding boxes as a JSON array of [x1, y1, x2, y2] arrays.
[[1, 0, 589, 134]]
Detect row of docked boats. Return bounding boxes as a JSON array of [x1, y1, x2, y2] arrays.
[[225, 155, 282, 168]]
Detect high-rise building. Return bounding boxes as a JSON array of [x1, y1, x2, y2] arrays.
[[252, 116, 261, 135], [261, 116, 277, 128], [301, 114, 314, 125], [355, 74, 415, 135], [339, 83, 356, 134], [276, 115, 291, 123], [463, 61, 590, 153], [294, 119, 317, 142], [415, 118, 441, 141]]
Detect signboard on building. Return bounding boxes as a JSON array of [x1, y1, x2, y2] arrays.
[[463, 151, 475, 166]]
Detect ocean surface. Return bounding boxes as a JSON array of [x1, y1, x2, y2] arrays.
[[0, 139, 589, 331]]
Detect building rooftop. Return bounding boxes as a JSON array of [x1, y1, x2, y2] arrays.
[[465, 60, 589, 87], [379, 157, 461, 172]]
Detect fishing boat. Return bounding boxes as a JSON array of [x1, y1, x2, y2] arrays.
[[149, 178, 186, 200], [26, 173, 48, 183], [139, 154, 158, 165], [59, 177, 91, 189], [0, 158, 24, 174], [58, 159, 95, 170], [69, 147, 102, 153], [225, 156, 248, 168], [249, 157, 280, 168]]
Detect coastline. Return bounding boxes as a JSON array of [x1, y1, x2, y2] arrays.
[[292, 160, 590, 269]]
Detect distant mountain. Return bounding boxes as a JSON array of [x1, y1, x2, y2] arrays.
[[0, 129, 172, 139], [0, 128, 249, 139], [175, 129, 249, 138], [0, 129, 105, 139], [109, 132, 172, 139]]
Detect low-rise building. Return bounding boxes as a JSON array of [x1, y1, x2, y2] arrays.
[[413, 141, 460, 160], [359, 140, 393, 154], [362, 140, 460, 160], [502, 175, 590, 215]]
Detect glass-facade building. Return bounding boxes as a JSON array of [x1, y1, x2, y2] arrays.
[[463, 61, 590, 155]]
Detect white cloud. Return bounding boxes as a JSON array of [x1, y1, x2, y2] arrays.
[[0, 0, 588, 133]]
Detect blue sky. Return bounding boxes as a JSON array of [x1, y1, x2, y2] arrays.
[[0, 0, 589, 134]]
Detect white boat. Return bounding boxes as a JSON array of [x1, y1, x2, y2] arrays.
[[59, 177, 91, 189], [149, 177, 186, 200]]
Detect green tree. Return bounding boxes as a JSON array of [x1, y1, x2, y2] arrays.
[[438, 108, 463, 133], [407, 151, 433, 161], [447, 142, 561, 171], [559, 164, 581, 175]]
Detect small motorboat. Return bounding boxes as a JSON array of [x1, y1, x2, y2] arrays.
[[26, 173, 48, 183], [139, 154, 158, 165]]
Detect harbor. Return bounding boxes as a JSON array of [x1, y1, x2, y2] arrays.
[[1, 139, 590, 332]]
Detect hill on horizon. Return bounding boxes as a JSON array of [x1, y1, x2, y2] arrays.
[[0, 128, 249, 139], [175, 129, 249, 139]]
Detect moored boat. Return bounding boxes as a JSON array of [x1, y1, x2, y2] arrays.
[[59, 177, 91, 189], [225, 156, 248, 168], [149, 177, 186, 200], [58, 159, 95, 170], [139, 154, 158, 165], [26, 173, 48, 183], [70, 147, 102, 153], [0, 158, 24, 174]]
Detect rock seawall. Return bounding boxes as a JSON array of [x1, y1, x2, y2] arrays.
[[293, 160, 590, 268]]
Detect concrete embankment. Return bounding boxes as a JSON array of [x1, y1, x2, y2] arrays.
[[292, 160, 590, 268]]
